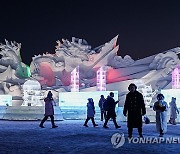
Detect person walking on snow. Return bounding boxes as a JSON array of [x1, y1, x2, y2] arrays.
[[103, 92, 121, 129], [84, 98, 98, 127], [98, 95, 107, 121], [39, 91, 58, 128]]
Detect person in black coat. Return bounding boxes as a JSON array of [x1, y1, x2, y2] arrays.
[[98, 95, 106, 121], [123, 83, 146, 138], [103, 92, 121, 129]]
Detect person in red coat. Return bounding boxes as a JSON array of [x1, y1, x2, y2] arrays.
[[39, 91, 58, 128]]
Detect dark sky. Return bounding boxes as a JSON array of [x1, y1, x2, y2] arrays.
[[0, 0, 180, 65]]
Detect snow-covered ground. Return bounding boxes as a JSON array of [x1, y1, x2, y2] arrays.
[[0, 120, 180, 154]]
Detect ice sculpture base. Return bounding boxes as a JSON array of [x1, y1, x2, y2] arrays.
[[61, 107, 180, 123], [0, 106, 63, 121], [118, 107, 180, 123]]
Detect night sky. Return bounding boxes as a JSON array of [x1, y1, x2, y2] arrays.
[[0, 0, 180, 65]]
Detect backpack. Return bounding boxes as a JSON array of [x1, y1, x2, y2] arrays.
[[103, 99, 109, 111]]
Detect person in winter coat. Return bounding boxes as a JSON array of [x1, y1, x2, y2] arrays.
[[84, 98, 98, 127], [169, 97, 179, 125], [153, 94, 168, 137], [98, 95, 107, 121], [103, 92, 121, 129], [39, 91, 58, 128], [123, 83, 146, 138]]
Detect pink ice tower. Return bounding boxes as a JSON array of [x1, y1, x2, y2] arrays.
[[172, 66, 180, 89], [96, 66, 106, 91], [71, 66, 79, 92]]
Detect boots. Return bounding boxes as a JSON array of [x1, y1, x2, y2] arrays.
[[39, 116, 48, 128], [159, 129, 164, 137], [103, 125, 109, 128], [93, 124, 98, 127], [128, 127, 133, 138], [83, 124, 89, 127], [39, 124, 45, 128], [103, 118, 109, 128], [91, 117, 98, 127], [52, 125, 58, 128], [84, 117, 98, 127], [84, 118, 89, 127], [50, 115, 58, 128], [115, 125, 121, 129], [112, 118, 121, 129]]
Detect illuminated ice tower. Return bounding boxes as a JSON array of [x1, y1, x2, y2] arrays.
[[97, 66, 106, 91], [172, 65, 180, 89], [71, 66, 79, 92]]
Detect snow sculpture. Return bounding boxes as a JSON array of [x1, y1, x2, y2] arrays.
[[0, 40, 31, 78], [134, 79, 154, 106], [30, 36, 119, 88], [22, 80, 44, 106], [0, 36, 180, 107]]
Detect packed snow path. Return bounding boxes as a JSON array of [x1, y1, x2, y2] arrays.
[[0, 120, 180, 153]]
